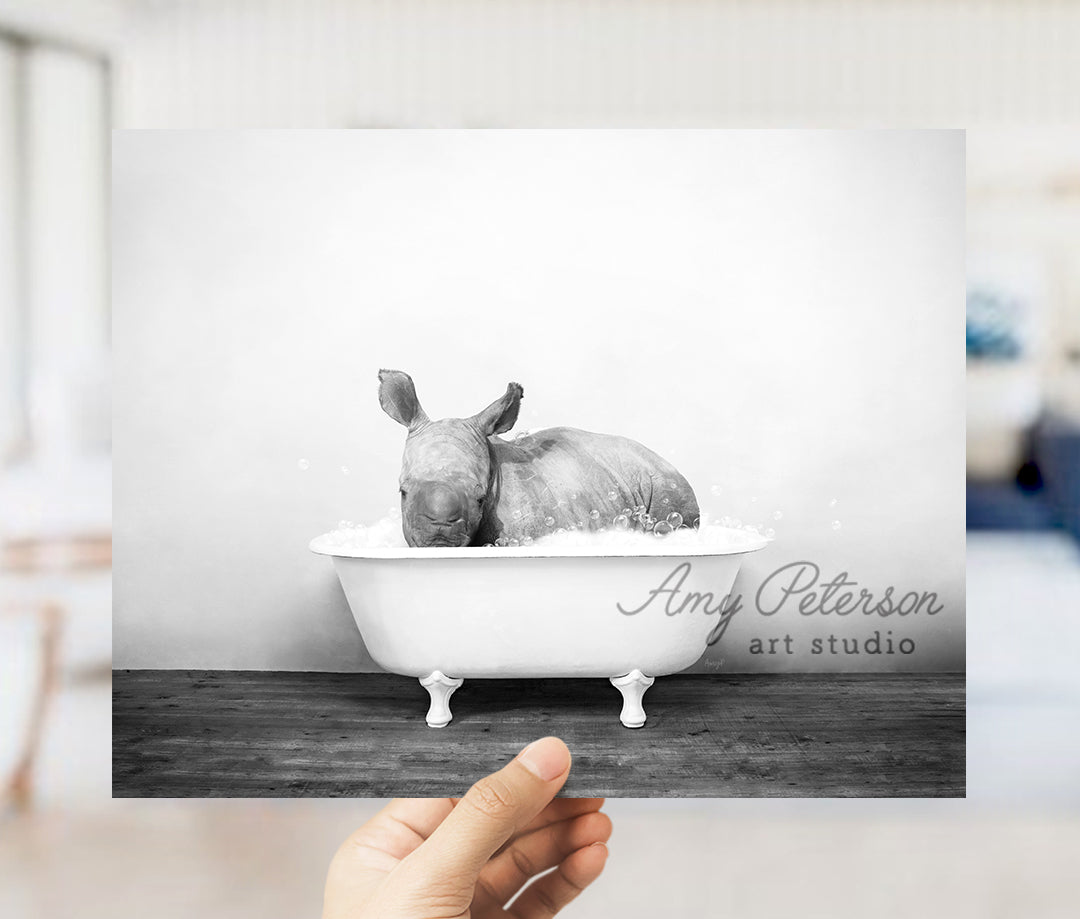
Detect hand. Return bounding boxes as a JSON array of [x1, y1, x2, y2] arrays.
[[323, 737, 611, 918]]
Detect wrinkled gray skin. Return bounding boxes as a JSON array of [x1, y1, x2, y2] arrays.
[[378, 369, 700, 548]]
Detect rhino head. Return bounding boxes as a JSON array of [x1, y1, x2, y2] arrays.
[[378, 369, 523, 547]]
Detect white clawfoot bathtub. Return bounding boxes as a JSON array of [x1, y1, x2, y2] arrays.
[[311, 534, 767, 728]]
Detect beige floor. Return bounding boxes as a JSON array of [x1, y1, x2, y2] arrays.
[[3, 796, 1080, 919]]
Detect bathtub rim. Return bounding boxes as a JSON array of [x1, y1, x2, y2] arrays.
[[309, 529, 770, 559]]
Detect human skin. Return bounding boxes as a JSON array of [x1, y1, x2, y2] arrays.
[[322, 737, 611, 919]]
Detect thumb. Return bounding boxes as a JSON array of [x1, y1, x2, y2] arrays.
[[402, 737, 571, 883]]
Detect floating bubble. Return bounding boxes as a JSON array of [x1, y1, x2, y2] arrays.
[[555, 527, 567, 534], [495, 536, 508, 547], [773, 510, 783, 520], [765, 528, 776, 538], [621, 507, 632, 516], [661, 496, 671, 506], [544, 516, 555, 527], [297, 459, 310, 471], [522, 536, 534, 546], [508, 538, 520, 546], [667, 512, 683, 528], [669, 481, 678, 489], [512, 508, 523, 519], [831, 520, 842, 531], [653, 521, 674, 537], [589, 508, 600, 520], [613, 514, 630, 530], [608, 490, 618, 500]]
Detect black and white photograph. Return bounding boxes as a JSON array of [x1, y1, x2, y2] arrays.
[[110, 129, 965, 797]]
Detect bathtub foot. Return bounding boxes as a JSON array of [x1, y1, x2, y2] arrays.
[[610, 670, 655, 728], [420, 671, 464, 727]]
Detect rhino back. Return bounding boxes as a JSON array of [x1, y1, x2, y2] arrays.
[[480, 426, 698, 542]]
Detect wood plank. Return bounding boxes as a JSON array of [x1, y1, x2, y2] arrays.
[[112, 671, 965, 798]]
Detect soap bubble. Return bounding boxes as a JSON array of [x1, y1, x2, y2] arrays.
[[773, 510, 783, 520], [512, 508, 523, 519], [608, 490, 618, 500], [613, 514, 630, 530], [589, 508, 600, 520], [522, 536, 534, 546], [544, 516, 555, 527], [297, 459, 310, 471], [555, 527, 567, 534], [661, 496, 671, 506], [766, 528, 776, 538], [831, 520, 842, 531], [653, 521, 674, 537], [669, 481, 678, 489], [508, 538, 520, 546], [495, 536, 508, 546], [667, 512, 683, 528]]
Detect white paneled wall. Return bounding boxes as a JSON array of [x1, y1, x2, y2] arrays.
[[0, 37, 22, 458], [21, 45, 110, 460], [115, 0, 1080, 129]]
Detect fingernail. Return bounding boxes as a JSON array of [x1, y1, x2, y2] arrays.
[[516, 737, 569, 781]]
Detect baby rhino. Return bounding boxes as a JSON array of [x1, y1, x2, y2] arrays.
[[378, 369, 700, 548]]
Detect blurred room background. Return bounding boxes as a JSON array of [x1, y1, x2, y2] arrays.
[[2, 1, 1079, 917]]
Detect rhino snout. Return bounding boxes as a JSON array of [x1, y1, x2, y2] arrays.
[[405, 481, 475, 547]]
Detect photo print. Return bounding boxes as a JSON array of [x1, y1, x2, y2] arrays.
[[112, 129, 965, 797]]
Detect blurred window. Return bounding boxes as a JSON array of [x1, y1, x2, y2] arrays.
[[0, 28, 109, 465]]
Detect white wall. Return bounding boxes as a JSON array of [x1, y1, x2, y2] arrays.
[[114, 0, 1080, 129], [113, 130, 964, 672]]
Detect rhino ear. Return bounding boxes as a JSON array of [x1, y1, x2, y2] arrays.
[[378, 369, 429, 431], [473, 382, 524, 436]]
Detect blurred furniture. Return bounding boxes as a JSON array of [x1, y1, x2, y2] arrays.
[[968, 413, 1080, 542], [1, 533, 111, 812], [1034, 413, 1080, 542], [966, 361, 1042, 480]]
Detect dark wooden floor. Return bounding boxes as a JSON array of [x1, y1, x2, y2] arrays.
[[112, 671, 964, 798]]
